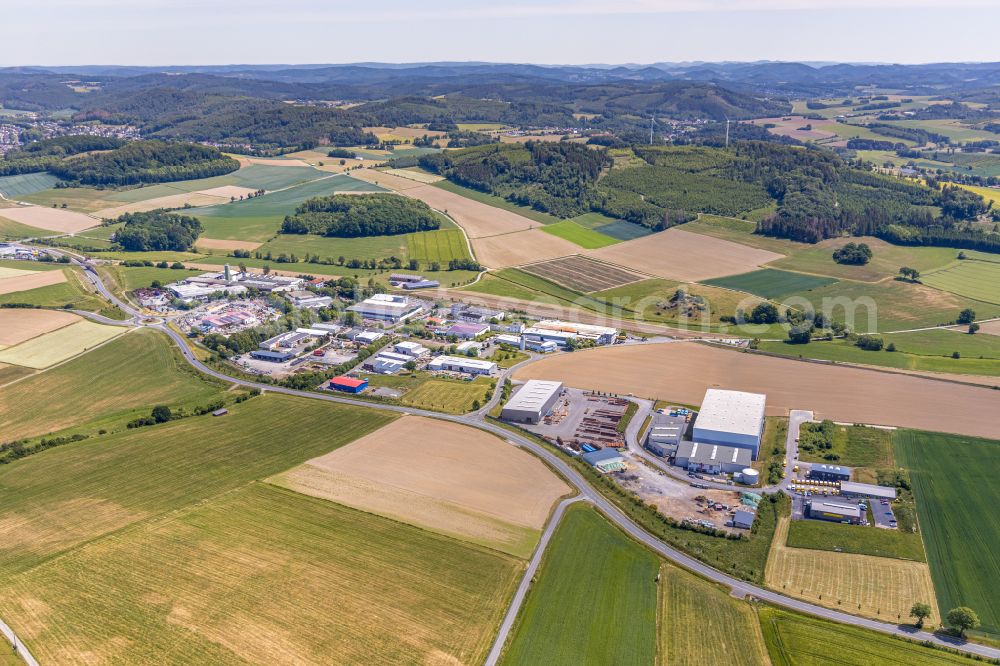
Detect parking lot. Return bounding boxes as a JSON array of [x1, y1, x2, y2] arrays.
[[871, 499, 898, 529]]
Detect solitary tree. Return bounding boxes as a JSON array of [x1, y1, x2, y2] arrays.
[[946, 607, 980, 637], [151, 405, 172, 423], [910, 602, 932, 628], [957, 308, 976, 325]]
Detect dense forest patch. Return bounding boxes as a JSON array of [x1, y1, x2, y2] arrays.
[[280, 194, 440, 237]]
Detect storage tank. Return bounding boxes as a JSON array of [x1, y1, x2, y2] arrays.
[[741, 468, 760, 485]]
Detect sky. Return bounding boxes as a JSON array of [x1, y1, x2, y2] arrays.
[[3, 0, 999, 66]]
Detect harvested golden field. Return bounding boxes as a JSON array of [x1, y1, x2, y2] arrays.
[[93, 193, 225, 218], [0, 268, 66, 295], [364, 125, 448, 141], [586, 227, 784, 281], [750, 116, 841, 142], [270, 415, 570, 557], [244, 156, 312, 167], [0, 309, 78, 346], [766, 517, 939, 625], [514, 342, 1000, 438], [978, 319, 1000, 336], [0, 266, 37, 279], [472, 230, 579, 268], [0, 206, 98, 233], [349, 168, 427, 191], [194, 238, 262, 251], [0, 319, 124, 369], [381, 167, 444, 184]]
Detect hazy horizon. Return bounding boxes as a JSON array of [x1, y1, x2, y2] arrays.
[[3, 1, 999, 67]]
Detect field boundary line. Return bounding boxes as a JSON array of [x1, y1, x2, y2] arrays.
[[0, 617, 38, 666]]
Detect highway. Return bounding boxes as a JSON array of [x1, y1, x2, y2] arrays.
[[7, 253, 999, 664]]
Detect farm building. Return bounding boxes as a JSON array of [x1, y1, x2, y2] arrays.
[[644, 411, 686, 457], [328, 376, 368, 393], [501, 380, 564, 424], [581, 448, 626, 473], [839, 481, 897, 500], [447, 322, 491, 339], [674, 440, 752, 475], [806, 500, 862, 524], [733, 508, 756, 529], [808, 463, 852, 483], [522, 320, 617, 347], [348, 294, 423, 323], [426, 355, 497, 376], [692, 389, 766, 459], [394, 341, 429, 357]]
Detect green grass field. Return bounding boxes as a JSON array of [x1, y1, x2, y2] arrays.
[[681, 215, 804, 255], [770, 239, 965, 283], [797, 424, 894, 468], [98, 265, 202, 295], [0, 172, 62, 197], [702, 268, 838, 300], [433, 179, 563, 225], [786, 519, 926, 561], [396, 376, 492, 413], [538, 219, 620, 249], [761, 330, 1000, 377], [0, 266, 106, 311], [894, 430, 1000, 638], [0, 329, 225, 444], [501, 504, 659, 666], [759, 607, 971, 666], [0, 482, 519, 665], [659, 564, 770, 666], [406, 228, 472, 264], [257, 232, 409, 263], [922, 259, 1000, 305], [571, 212, 651, 241]]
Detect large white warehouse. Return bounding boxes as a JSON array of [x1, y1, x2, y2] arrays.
[[501, 380, 564, 424], [692, 389, 766, 459]]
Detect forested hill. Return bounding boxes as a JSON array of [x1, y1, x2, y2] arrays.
[[48, 140, 239, 186]]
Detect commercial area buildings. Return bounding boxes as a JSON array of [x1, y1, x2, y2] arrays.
[[285, 290, 333, 309], [692, 389, 766, 459], [674, 440, 753, 475], [808, 464, 852, 483], [426, 355, 497, 375], [644, 411, 687, 457], [582, 448, 627, 473], [166, 266, 304, 304], [501, 380, 564, 424], [328, 376, 368, 393], [806, 500, 862, 524], [839, 480, 897, 501], [522, 320, 618, 347], [348, 294, 423, 323], [394, 341, 429, 357]]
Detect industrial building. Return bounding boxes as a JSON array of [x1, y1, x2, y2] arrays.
[[501, 380, 564, 424], [806, 500, 862, 524], [524, 338, 558, 353], [808, 464, 852, 483], [733, 508, 756, 529], [394, 341, 429, 357], [347, 294, 423, 323], [285, 290, 333, 309], [581, 448, 626, 473], [451, 303, 505, 323], [644, 411, 686, 457], [250, 349, 295, 362], [166, 266, 303, 303], [456, 340, 483, 354], [402, 279, 440, 290], [522, 320, 617, 347], [692, 389, 766, 459], [355, 330, 385, 345], [426, 355, 497, 375], [674, 440, 752, 475], [311, 322, 343, 335], [447, 322, 491, 339], [328, 376, 368, 393], [839, 481, 897, 501]]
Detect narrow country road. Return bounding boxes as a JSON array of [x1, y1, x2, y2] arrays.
[[5, 250, 999, 664]]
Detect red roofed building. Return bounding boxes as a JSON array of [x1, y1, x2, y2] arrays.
[[328, 376, 368, 393]]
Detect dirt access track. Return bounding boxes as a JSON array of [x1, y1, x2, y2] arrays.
[[586, 227, 785, 282], [269, 415, 570, 557], [514, 341, 1000, 439], [0, 206, 98, 233]]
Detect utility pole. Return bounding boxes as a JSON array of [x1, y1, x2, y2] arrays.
[[649, 115, 654, 145], [725, 116, 731, 148]]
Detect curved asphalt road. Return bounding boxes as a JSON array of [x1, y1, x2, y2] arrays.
[[7, 250, 998, 663]]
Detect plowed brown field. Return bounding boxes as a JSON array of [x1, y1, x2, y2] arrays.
[[514, 342, 1000, 438]]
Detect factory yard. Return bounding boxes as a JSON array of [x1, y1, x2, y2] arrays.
[[0, 205, 98, 233], [520, 255, 641, 292], [514, 341, 1000, 439], [269, 415, 570, 558], [586, 227, 784, 282], [766, 516, 940, 625]]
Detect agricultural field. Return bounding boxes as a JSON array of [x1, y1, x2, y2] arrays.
[[538, 219, 620, 249], [0, 456, 519, 664], [0, 266, 105, 311], [872, 118, 1000, 144], [659, 564, 770, 666], [96, 264, 202, 298], [682, 215, 804, 255], [702, 268, 837, 300], [520, 255, 639, 292], [0, 263, 67, 295], [513, 342, 1000, 439], [0, 318, 124, 369], [380, 167, 443, 183], [399, 376, 493, 413], [406, 228, 472, 264], [571, 212, 652, 241], [471, 229, 579, 268], [0, 172, 62, 198], [91, 185, 258, 219], [429, 179, 563, 227], [270, 415, 570, 557], [957, 183, 1000, 208], [894, 430, 1000, 638], [500, 504, 659, 666], [0, 362, 34, 386], [760, 331, 1000, 378], [0, 308, 79, 347], [587, 227, 785, 282], [785, 519, 926, 561], [0, 328, 224, 442], [921, 258, 1000, 305], [0, 215, 50, 240], [796, 424, 894, 468], [464, 268, 610, 312], [255, 232, 409, 264], [766, 517, 938, 624], [0, 204, 98, 233], [759, 607, 971, 666]]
